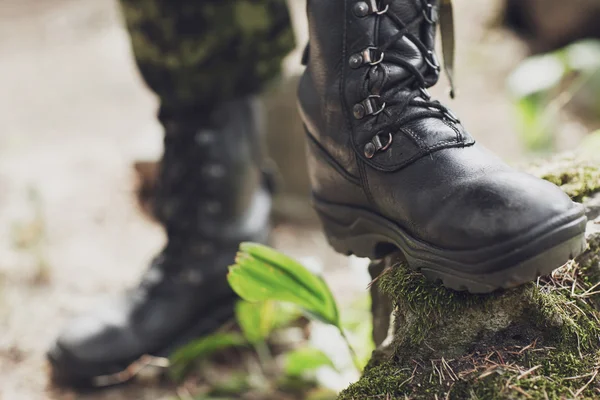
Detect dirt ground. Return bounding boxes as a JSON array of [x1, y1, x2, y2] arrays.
[[0, 0, 576, 399]]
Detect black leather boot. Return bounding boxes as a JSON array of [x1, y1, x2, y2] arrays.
[[48, 98, 271, 386], [299, 0, 587, 293]]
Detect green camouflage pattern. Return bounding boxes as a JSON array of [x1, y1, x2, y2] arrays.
[[120, 0, 295, 113]]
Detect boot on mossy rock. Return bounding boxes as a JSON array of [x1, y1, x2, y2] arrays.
[[300, 0, 587, 293], [343, 161, 600, 400]]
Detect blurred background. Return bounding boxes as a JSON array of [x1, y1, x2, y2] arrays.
[[0, 0, 599, 399]]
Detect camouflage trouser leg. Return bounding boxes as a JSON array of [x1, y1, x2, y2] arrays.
[[120, 0, 296, 115], [120, 0, 295, 235]]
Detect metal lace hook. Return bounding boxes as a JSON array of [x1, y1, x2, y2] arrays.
[[369, 95, 386, 116], [422, 3, 438, 23], [364, 132, 393, 159], [368, 0, 389, 15], [376, 4, 389, 15], [363, 47, 385, 66], [380, 132, 393, 151], [425, 50, 441, 72]]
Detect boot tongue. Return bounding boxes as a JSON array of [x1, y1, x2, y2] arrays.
[[371, 1, 438, 93]]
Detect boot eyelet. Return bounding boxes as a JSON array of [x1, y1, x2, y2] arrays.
[[353, 0, 388, 17], [204, 200, 223, 215], [353, 104, 366, 119], [367, 95, 386, 116], [353, 2, 370, 17], [349, 54, 364, 69], [195, 130, 215, 145], [362, 47, 384, 66], [203, 164, 226, 178], [364, 142, 377, 159], [350, 48, 384, 69], [355, 95, 386, 119], [196, 243, 214, 256], [364, 132, 393, 159]]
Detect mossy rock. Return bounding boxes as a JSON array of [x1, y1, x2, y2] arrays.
[[341, 159, 600, 400]]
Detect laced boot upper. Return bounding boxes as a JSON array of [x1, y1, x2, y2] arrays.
[[343, 0, 475, 170], [299, 0, 583, 253]]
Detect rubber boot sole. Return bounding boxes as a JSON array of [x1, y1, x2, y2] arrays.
[[314, 197, 588, 294], [47, 294, 236, 389]]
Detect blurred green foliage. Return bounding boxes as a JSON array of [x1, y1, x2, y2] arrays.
[[170, 333, 247, 381], [284, 348, 336, 377], [508, 40, 600, 152]]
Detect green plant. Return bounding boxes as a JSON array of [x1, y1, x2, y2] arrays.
[[508, 40, 600, 153], [228, 242, 362, 371], [284, 348, 336, 377], [170, 333, 247, 381], [169, 242, 363, 399], [235, 300, 276, 370]]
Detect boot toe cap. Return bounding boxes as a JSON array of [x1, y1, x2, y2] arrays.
[[426, 171, 582, 250], [48, 300, 138, 383]]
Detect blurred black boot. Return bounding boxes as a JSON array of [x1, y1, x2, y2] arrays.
[[48, 98, 272, 387]]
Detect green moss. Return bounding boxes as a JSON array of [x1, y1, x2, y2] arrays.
[[340, 347, 600, 400], [343, 247, 600, 399], [531, 156, 600, 202], [532, 283, 600, 353], [376, 263, 496, 347], [339, 361, 412, 399], [377, 264, 493, 315]]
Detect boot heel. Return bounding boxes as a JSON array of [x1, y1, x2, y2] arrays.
[[314, 203, 396, 260]]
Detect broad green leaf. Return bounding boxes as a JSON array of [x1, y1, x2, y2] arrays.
[[284, 347, 336, 377], [235, 300, 276, 344], [169, 333, 246, 381], [228, 243, 340, 327]]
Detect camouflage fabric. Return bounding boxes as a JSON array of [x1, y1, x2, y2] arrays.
[[120, 0, 295, 114]]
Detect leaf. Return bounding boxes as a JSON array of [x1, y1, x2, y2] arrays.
[[169, 333, 246, 381], [514, 95, 555, 152], [228, 243, 340, 327], [235, 300, 276, 344], [272, 302, 303, 329], [284, 347, 336, 377], [507, 53, 566, 98]]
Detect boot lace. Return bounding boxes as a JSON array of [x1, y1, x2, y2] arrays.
[[354, 0, 459, 159]]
